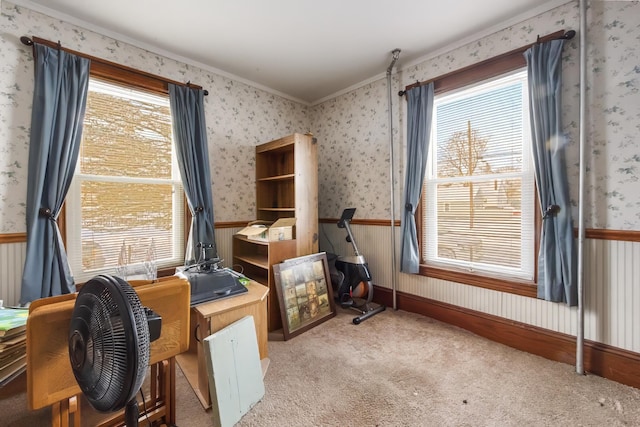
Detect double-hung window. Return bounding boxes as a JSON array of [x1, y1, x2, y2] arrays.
[[421, 67, 537, 290], [66, 78, 184, 282]]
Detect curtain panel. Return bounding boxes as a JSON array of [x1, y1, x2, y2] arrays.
[[400, 83, 434, 273], [20, 44, 90, 304], [168, 84, 216, 265], [524, 40, 577, 306]]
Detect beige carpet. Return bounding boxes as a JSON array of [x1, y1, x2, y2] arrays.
[[3, 308, 640, 426]]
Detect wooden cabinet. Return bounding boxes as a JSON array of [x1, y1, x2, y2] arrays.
[[233, 235, 296, 331], [232, 133, 318, 333], [255, 133, 318, 255]]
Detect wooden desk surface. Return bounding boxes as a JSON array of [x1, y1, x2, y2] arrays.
[[194, 282, 269, 318]]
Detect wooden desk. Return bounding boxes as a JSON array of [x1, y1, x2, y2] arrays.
[[26, 277, 190, 427], [176, 281, 269, 409]]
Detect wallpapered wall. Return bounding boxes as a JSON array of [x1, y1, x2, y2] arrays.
[[581, 1, 640, 230], [0, 2, 310, 233], [1, 1, 639, 233], [312, 0, 640, 231], [311, 78, 401, 220]]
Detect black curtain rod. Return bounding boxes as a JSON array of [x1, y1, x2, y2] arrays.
[[20, 35, 209, 96], [538, 29, 575, 43], [398, 29, 575, 97]]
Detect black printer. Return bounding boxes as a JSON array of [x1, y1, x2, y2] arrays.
[[178, 266, 248, 306]]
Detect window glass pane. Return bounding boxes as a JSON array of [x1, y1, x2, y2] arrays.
[[80, 82, 173, 179], [436, 79, 524, 178], [435, 180, 522, 269], [80, 181, 177, 270]]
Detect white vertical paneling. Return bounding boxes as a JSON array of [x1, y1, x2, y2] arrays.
[[589, 237, 606, 344], [610, 240, 619, 347], [634, 242, 640, 351], [624, 240, 633, 347], [215, 228, 241, 270], [584, 238, 595, 342], [0, 241, 26, 307], [626, 241, 635, 347], [319, 223, 395, 290]]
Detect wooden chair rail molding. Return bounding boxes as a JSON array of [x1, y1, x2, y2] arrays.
[[317, 221, 640, 242], [0, 232, 27, 243], [2, 227, 640, 243]]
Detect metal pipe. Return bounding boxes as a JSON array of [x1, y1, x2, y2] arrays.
[[387, 49, 401, 74], [387, 49, 401, 310], [576, 0, 587, 376]]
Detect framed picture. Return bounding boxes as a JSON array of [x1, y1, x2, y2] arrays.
[[272, 252, 336, 340]]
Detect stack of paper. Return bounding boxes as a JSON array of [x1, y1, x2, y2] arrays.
[[0, 308, 28, 387]]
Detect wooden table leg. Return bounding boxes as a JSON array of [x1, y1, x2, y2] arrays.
[[158, 358, 176, 425], [69, 395, 81, 427], [51, 402, 62, 427], [51, 395, 79, 427], [168, 357, 176, 425]]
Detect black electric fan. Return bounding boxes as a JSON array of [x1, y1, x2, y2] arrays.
[[68, 274, 161, 426]]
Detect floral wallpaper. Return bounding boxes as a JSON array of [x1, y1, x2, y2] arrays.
[[1, 1, 639, 233], [582, 0, 640, 229], [312, 0, 640, 231], [0, 2, 310, 233], [311, 77, 402, 220]]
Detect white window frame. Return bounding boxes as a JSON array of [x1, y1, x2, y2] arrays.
[[66, 79, 184, 282], [423, 69, 536, 281]]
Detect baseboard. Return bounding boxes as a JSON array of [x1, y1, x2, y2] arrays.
[[373, 286, 640, 390]]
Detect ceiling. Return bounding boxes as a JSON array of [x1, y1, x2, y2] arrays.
[[17, 0, 565, 104]]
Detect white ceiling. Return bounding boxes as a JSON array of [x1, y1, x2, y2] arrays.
[[16, 0, 567, 104]]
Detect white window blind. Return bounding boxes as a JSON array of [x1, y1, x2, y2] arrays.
[[423, 70, 535, 280], [67, 79, 184, 282]]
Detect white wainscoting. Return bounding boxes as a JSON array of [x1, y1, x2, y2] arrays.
[[318, 221, 396, 288], [0, 241, 26, 307], [318, 223, 640, 354], [214, 227, 242, 271]]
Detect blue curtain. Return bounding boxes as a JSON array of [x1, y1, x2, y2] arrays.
[[20, 44, 90, 304], [168, 84, 215, 265], [400, 83, 434, 273], [524, 40, 577, 306]]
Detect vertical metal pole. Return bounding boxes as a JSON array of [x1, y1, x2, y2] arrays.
[[387, 55, 399, 310], [576, 0, 587, 375]]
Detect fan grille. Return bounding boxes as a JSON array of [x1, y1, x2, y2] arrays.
[[69, 275, 150, 412]]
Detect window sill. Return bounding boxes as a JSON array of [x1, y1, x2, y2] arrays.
[[418, 264, 537, 298], [75, 265, 180, 289]]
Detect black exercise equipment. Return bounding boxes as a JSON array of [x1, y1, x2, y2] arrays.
[[329, 208, 386, 324]]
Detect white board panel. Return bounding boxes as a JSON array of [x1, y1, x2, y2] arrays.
[[203, 315, 265, 427]]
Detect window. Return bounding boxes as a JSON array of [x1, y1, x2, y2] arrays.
[[422, 69, 536, 285], [66, 78, 184, 282]]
